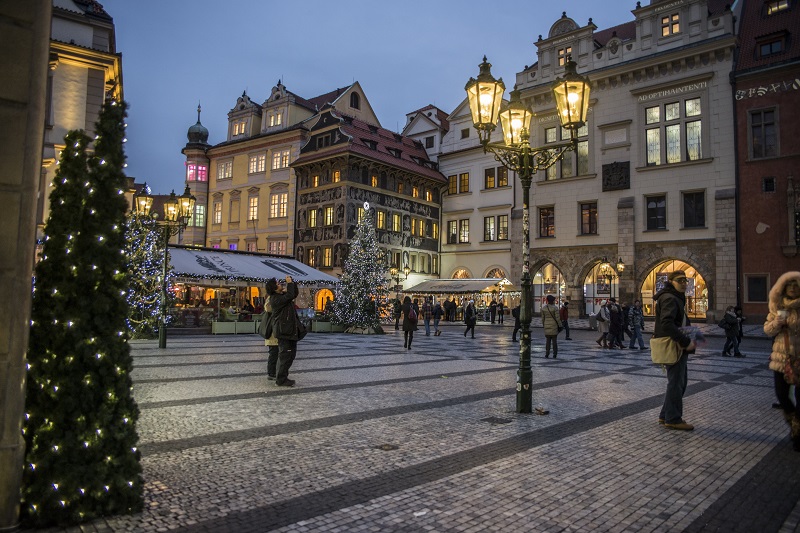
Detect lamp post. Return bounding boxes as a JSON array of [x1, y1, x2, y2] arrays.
[[133, 183, 196, 348], [389, 265, 411, 297], [465, 56, 590, 413]]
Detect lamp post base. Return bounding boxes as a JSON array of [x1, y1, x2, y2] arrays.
[[158, 325, 167, 349]]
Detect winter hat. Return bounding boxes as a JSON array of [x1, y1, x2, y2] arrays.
[[668, 270, 687, 281], [546, 295, 555, 303]]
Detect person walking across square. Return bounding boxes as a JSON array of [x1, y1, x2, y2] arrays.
[[541, 295, 562, 358], [719, 305, 743, 357], [559, 300, 572, 340], [628, 299, 647, 350]]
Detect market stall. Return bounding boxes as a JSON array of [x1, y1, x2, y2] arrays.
[[403, 278, 520, 322]]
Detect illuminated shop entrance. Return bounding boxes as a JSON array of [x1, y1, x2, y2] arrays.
[[533, 263, 565, 314], [639, 260, 708, 319], [583, 260, 620, 316]]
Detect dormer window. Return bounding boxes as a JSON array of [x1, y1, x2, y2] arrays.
[[232, 120, 247, 136], [758, 34, 786, 58], [362, 139, 377, 150], [558, 46, 572, 66], [661, 13, 680, 36], [767, 0, 789, 14], [269, 113, 283, 127], [350, 92, 360, 110], [387, 148, 402, 158], [316, 134, 331, 149]]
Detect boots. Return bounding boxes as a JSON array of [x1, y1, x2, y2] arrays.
[[791, 415, 800, 451]]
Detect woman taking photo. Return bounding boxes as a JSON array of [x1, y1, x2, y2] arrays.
[[764, 271, 800, 451]]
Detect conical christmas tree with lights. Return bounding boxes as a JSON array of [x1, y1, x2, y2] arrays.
[[125, 211, 167, 338], [330, 202, 389, 333], [22, 99, 143, 527]]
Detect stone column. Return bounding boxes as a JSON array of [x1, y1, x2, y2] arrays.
[[617, 197, 635, 303], [0, 2, 51, 529], [714, 188, 737, 320]]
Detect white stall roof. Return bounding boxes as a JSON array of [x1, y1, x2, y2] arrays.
[[404, 278, 519, 294], [168, 246, 339, 285]]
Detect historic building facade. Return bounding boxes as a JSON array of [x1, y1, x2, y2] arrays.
[[39, 0, 123, 243], [291, 106, 446, 285], [181, 82, 378, 255], [509, 0, 738, 320], [733, 0, 800, 323]]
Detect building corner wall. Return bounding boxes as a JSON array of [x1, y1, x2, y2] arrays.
[[714, 188, 737, 319]]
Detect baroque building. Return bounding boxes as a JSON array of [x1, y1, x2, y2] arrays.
[[509, 0, 738, 320], [39, 0, 123, 244], [291, 106, 446, 285], [733, 0, 800, 323]]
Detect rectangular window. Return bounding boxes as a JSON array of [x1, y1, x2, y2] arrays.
[[646, 195, 667, 230], [498, 167, 508, 187], [412, 186, 419, 198], [484, 216, 495, 241], [377, 210, 386, 229], [580, 202, 597, 235], [746, 275, 769, 302], [246, 242, 257, 252], [644, 96, 703, 166], [459, 172, 470, 193], [461, 128, 470, 139], [397, 182, 404, 194], [187, 163, 207, 182], [229, 243, 238, 250], [312, 175, 320, 188], [371, 174, 378, 188], [268, 240, 287, 255], [485, 168, 496, 189], [558, 46, 572, 66], [248, 196, 258, 221], [763, 177, 776, 193], [432, 222, 439, 239], [269, 192, 287, 218], [425, 190, 433, 202], [447, 220, 458, 244], [544, 124, 589, 179], [229, 199, 240, 223], [332, 170, 341, 182], [760, 40, 783, 57], [307, 248, 316, 267], [661, 13, 680, 36], [357, 207, 365, 224], [324, 206, 334, 226], [459, 219, 470, 243], [411, 218, 418, 236], [539, 207, 555, 237], [248, 153, 266, 173], [425, 136, 434, 148], [322, 247, 332, 267], [217, 160, 232, 180], [192, 205, 205, 227], [683, 191, 705, 228], [308, 208, 317, 228], [751, 110, 777, 159], [271, 149, 290, 170], [392, 213, 401, 232], [497, 215, 508, 240], [767, 0, 789, 14], [419, 219, 426, 237], [213, 202, 222, 224], [448, 175, 458, 195]]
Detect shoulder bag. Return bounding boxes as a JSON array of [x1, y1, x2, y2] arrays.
[[650, 296, 686, 365]]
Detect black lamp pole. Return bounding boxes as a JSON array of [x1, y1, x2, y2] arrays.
[[465, 56, 590, 413]]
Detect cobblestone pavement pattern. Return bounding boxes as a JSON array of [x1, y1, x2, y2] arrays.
[[29, 322, 800, 533]]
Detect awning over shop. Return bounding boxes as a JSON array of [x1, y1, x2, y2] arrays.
[[168, 246, 339, 286], [404, 278, 519, 294]]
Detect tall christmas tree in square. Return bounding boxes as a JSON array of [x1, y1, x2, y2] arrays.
[[330, 202, 389, 333], [23, 99, 143, 526]]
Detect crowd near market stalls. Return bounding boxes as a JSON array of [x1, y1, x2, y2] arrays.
[[166, 246, 338, 331], [403, 278, 520, 322]]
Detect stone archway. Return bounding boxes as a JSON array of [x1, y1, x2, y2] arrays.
[[531, 261, 567, 314], [638, 259, 709, 319]]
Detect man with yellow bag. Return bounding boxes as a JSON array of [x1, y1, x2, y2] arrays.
[[653, 270, 697, 431]]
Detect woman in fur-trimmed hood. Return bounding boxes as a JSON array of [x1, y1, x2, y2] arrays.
[[763, 271, 800, 451]]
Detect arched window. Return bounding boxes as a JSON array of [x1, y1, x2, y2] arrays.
[[453, 269, 471, 279], [534, 263, 566, 314], [350, 92, 360, 110], [486, 268, 505, 279], [639, 260, 708, 318]]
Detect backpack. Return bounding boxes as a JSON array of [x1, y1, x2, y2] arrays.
[[408, 307, 418, 323], [595, 310, 606, 322]]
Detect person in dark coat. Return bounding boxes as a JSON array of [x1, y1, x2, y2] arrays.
[[402, 296, 417, 349], [489, 298, 498, 324], [464, 300, 477, 338], [267, 276, 302, 387], [654, 270, 697, 430], [497, 299, 505, 324], [720, 305, 743, 357], [512, 305, 521, 342], [393, 298, 402, 330], [608, 297, 625, 349]]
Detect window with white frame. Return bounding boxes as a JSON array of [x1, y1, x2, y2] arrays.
[[229, 198, 240, 223], [558, 46, 572, 66], [269, 113, 283, 127], [248, 196, 258, 221], [539, 207, 555, 237], [232, 120, 247, 136], [192, 205, 205, 227], [246, 242, 257, 252], [217, 160, 232, 180], [644, 96, 704, 166], [661, 13, 680, 36], [187, 163, 207, 182], [544, 123, 589, 180], [269, 192, 287, 218], [497, 215, 508, 240], [213, 202, 222, 224], [268, 240, 287, 255], [248, 153, 266, 174], [272, 149, 290, 170], [459, 219, 470, 243], [484, 216, 495, 241]]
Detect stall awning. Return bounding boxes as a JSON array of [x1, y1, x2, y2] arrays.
[[168, 246, 339, 285], [404, 278, 519, 294]]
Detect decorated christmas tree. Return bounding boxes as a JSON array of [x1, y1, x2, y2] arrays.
[[23, 99, 143, 527], [125, 211, 167, 338], [330, 202, 389, 333]]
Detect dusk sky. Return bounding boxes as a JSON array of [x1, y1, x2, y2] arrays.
[[100, 0, 640, 193]]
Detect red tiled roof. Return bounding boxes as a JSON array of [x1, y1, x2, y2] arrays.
[[593, 21, 636, 47], [735, 0, 800, 72], [293, 112, 446, 183]]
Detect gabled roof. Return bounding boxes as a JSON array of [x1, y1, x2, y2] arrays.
[[54, 0, 113, 21], [291, 85, 354, 113], [593, 21, 636, 48], [292, 110, 446, 183], [405, 104, 450, 132], [735, 0, 800, 72]]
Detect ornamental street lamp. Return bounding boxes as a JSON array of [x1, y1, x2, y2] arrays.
[[389, 264, 411, 297], [465, 55, 590, 413], [133, 183, 196, 349]]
